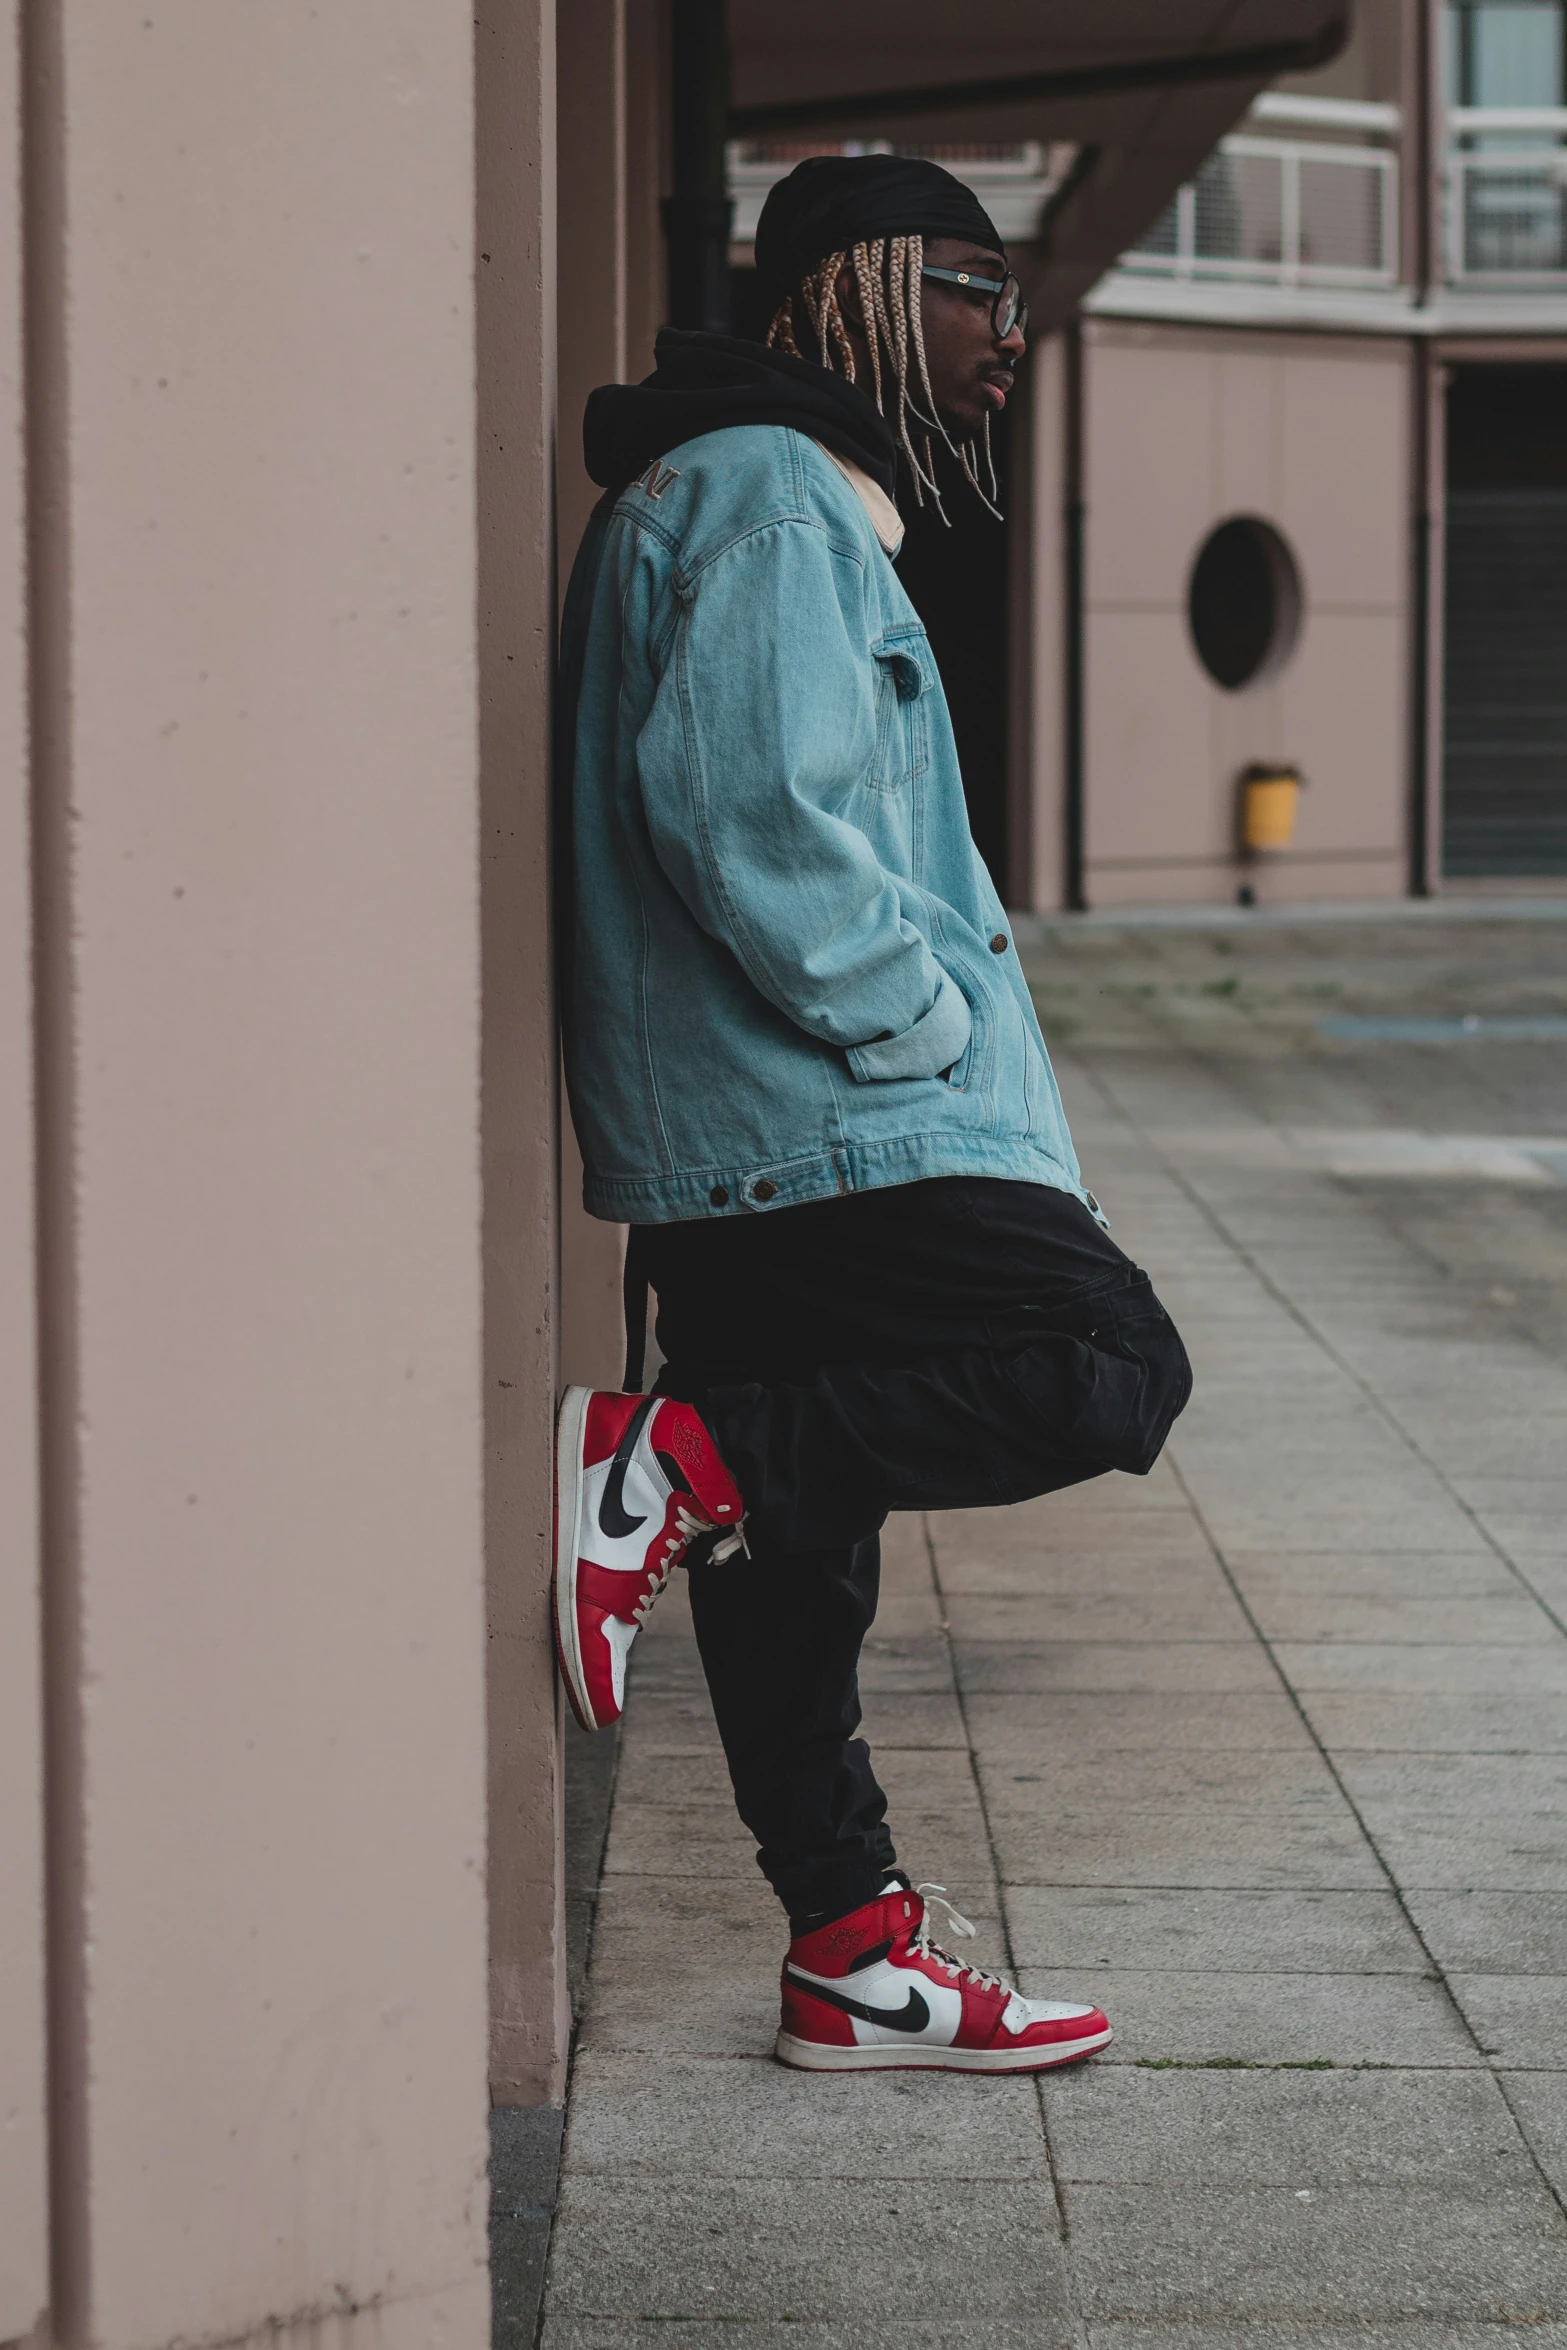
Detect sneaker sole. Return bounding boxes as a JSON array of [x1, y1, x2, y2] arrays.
[[774, 2026, 1112, 2073], [552, 1385, 602, 1733]]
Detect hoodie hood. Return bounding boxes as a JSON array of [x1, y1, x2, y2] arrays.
[[583, 328, 897, 500]]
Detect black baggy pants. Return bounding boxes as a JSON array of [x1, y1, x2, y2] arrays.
[[642, 1176, 1192, 1935]]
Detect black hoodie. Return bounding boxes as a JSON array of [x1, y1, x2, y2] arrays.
[[582, 327, 898, 501]]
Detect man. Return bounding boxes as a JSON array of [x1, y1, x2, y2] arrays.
[[554, 157, 1191, 2074]]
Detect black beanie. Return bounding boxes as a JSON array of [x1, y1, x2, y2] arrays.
[[753, 154, 1006, 301]]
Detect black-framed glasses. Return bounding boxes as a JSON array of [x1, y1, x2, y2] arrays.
[[921, 264, 1028, 341]]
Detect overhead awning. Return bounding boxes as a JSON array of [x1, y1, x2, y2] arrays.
[[728, 1, 1351, 329]]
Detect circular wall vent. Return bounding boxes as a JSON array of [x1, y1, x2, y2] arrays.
[[1186, 516, 1303, 691]]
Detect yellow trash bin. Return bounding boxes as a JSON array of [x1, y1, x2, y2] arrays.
[[1239, 763, 1303, 854]]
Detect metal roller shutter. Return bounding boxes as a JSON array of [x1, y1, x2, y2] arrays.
[[1443, 367, 1567, 877]]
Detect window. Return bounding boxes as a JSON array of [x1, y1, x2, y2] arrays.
[[1187, 517, 1303, 691]]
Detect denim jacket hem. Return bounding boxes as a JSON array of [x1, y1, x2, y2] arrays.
[[583, 1133, 1093, 1227]]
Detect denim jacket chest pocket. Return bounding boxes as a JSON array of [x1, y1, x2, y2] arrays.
[[869, 623, 933, 792]]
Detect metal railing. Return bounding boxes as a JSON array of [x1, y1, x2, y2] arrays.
[[1123, 132, 1398, 288], [1446, 106, 1567, 282]]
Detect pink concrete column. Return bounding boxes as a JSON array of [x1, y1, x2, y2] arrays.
[[28, 4, 491, 2339], [557, 0, 632, 1398], [479, 0, 572, 2106], [0, 0, 47, 2324]]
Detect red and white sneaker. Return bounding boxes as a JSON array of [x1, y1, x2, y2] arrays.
[[552, 1386, 747, 1733], [776, 1877, 1112, 2072]]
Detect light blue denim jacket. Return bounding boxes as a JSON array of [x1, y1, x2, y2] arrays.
[[561, 424, 1089, 1225]]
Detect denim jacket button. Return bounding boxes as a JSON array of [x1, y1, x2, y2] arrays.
[[990, 933, 1008, 953], [751, 1179, 778, 1203], [709, 1185, 729, 1207]]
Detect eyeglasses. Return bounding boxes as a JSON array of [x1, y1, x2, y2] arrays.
[[921, 264, 1028, 342]]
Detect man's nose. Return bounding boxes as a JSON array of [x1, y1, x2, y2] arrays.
[[997, 323, 1026, 360]]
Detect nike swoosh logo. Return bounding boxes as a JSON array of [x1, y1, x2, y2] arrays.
[[785, 1968, 931, 2034], [599, 1397, 657, 1540]]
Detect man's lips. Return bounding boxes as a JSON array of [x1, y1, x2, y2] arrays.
[[980, 373, 1013, 411]]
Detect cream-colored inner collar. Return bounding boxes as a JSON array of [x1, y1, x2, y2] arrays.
[[815, 441, 904, 556]]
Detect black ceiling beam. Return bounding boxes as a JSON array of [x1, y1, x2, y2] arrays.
[[728, 19, 1349, 137]]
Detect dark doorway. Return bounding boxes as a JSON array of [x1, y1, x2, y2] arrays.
[[731, 261, 1013, 896], [1443, 365, 1567, 876]]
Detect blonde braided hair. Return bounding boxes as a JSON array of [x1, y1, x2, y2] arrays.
[[765, 231, 1001, 524]]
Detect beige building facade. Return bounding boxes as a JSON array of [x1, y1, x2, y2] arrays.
[[1016, 0, 1567, 909], [1055, 320, 1413, 907]]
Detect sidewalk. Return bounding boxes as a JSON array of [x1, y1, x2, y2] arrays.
[[538, 916, 1567, 2347]]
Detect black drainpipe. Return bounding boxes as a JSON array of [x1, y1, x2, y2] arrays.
[[1407, 0, 1436, 896], [1062, 318, 1087, 912], [664, 0, 733, 334], [1409, 347, 1432, 897]]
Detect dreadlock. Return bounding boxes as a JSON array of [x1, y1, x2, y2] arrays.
[[765, 232, 1001, 525]]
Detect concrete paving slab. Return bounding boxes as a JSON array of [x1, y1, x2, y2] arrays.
[[1448, 1975, 1567, 2066], [871, 1745, 985, 1810], [1043, 2064, 1533, 2185], [1063, 2181, 1567, 2323], [1501, 2071, 1567, 2198], [856, 1632, 959, 1693], [621, 1642, 709, 1696], [965, 1691, 1315, 1755], [1453, 1478, 1567, 1517], [1239, 1590, 1552, 1647], [1517, 1560, 1567, 1623], [1006, 1886, 1427, 1974], [1019, 1968, 1478, 2067], [953, 1641, 1282, 1695], [863, 1591, 946, 1638], [577, 1879, 781, 2059], [980, 1747, 1347, 1815], [1338, 1752, 1567, 1814], [878, 1511, 934, 1591], [1272, 1643, 1567, 1695], [614, 1692, 722, 1757], [564, 2050, 1050, 2179], [1346, 1819, 1567, 1891], [858, 1689, 970, 1748], [1086, 2328, 1567, 2349], [1465, 1514, 1567, 1561], [1224, 1551, 1522, 1592], [991, 1804, 1387, 1890], [1299, 1690, 1567, 1752], [544, 2175, 1076, 2330], [1172, 1497, 1489, 1557], [1405, 1890, 1567, 1972], [932, 1503, 1212, 1558], [934, 1552, 1233, 1597], [946, 1586, 1253, 1644], [1335, 1756, 1567, 1886], [602, 1801, 758, 1880], [546, 2326, 1078, 2348], [610, 1752, 738, 1808]]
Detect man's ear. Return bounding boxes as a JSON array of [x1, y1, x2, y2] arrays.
[[836, 260, 865, 332]]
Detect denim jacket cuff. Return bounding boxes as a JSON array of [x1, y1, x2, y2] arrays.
[[844, 970, 972, 1083]]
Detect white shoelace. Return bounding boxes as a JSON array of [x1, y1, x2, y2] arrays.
[[910, 1883, 1012, 1996], [632, 1506, 749, 1628]]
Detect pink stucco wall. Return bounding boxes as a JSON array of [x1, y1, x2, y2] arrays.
[[1026, 318, 1413, 910], [26, 5, 497, 2339]]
